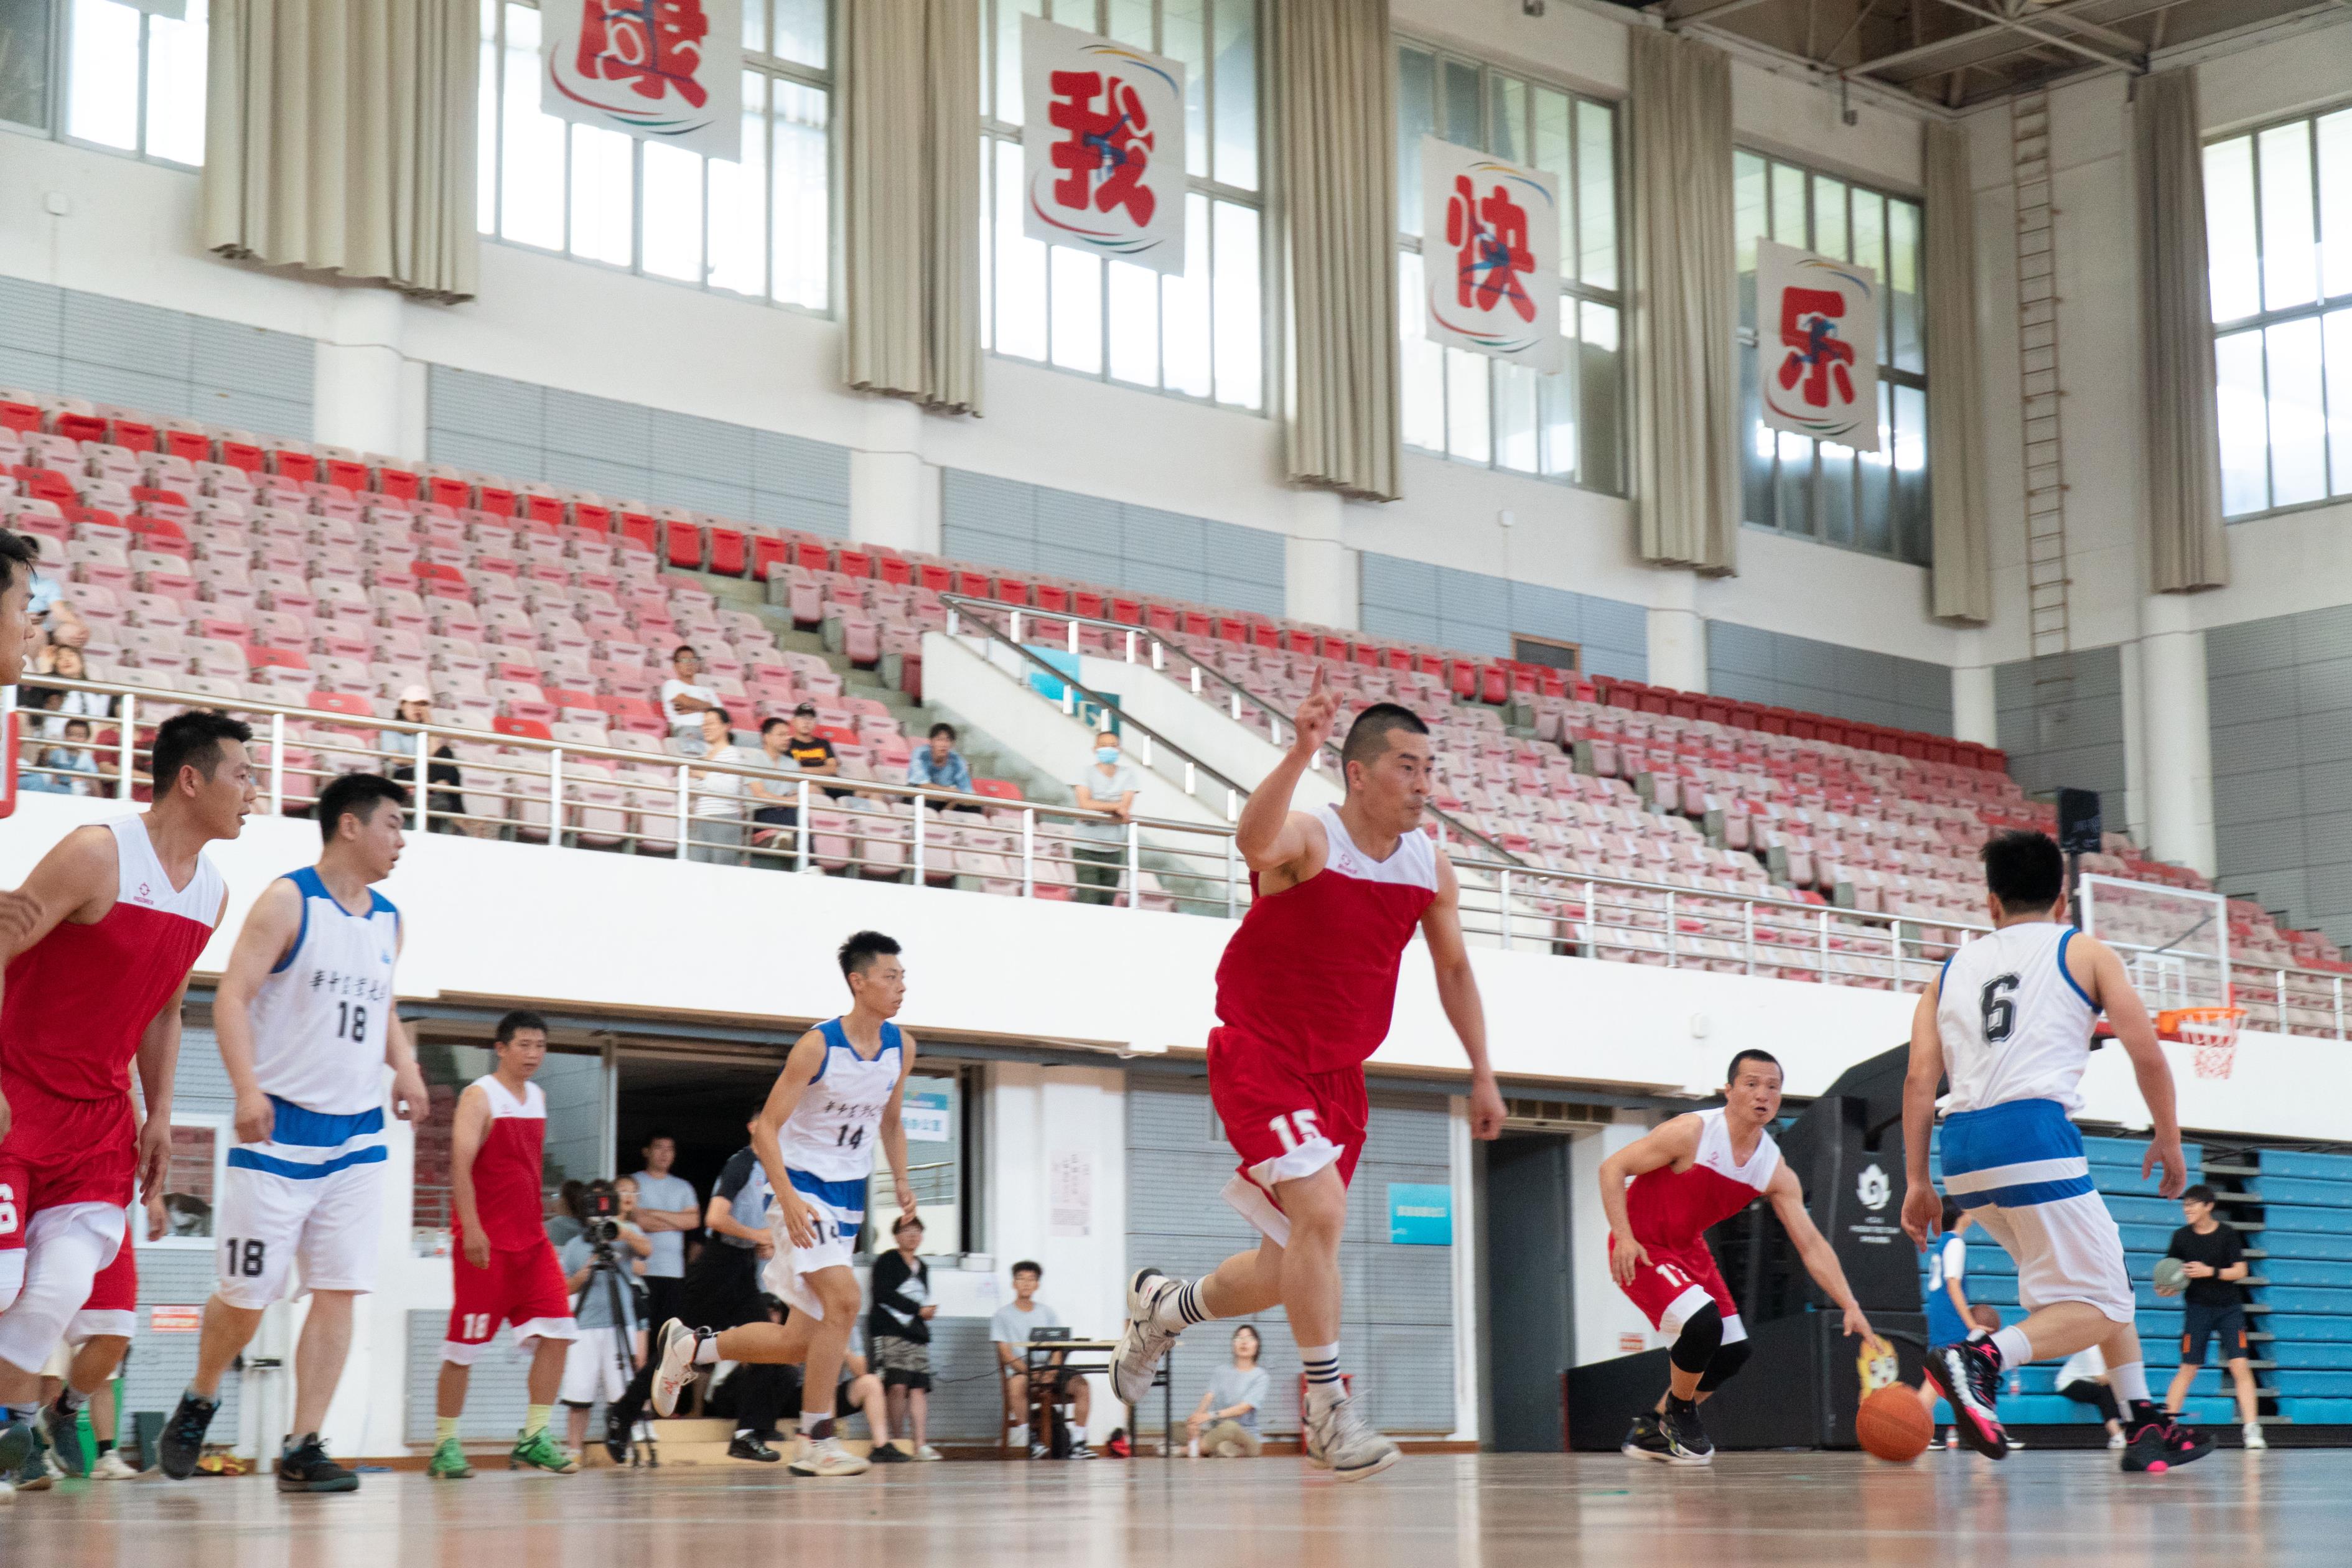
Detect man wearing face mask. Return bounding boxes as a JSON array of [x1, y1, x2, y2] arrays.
[[1070, 729, 1141, 906]]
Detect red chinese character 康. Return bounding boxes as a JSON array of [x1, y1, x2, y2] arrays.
[[1046, 70, 1157, 225], [1446, 175, 1536, 323], [1775, 287, 1857, 409], [576, 0, 711, 108]]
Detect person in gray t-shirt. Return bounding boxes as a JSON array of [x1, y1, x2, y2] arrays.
[[1071, 729, 1142, 905], [1187, 1325, 1270, 1457], [991, 1259, 1093, 1457], [629, 1134, 701, 1331]]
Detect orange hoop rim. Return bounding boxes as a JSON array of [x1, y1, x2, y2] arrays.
[[2157, 1005, 2246, 1040]]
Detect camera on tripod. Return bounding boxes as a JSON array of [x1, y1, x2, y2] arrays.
[[582, 1183, 622, 1246]]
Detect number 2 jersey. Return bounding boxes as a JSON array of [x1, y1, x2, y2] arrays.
[[1934, 920, 2098, 1116], [246, 866, 401, 1116]]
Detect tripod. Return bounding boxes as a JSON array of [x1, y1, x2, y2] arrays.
[[574, 1238, 658, 1468]]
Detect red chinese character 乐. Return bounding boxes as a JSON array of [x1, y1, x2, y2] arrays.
[[1445, 174, 1536, 324], [576, 0, 711, 109], [1775, 287, 1857, 409], [1045, 70, 1157, 225]]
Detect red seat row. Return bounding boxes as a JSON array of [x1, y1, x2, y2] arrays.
[[1589, 676, 2005, 773]]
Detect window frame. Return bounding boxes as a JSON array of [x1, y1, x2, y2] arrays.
[[976, 0, 1272, 415], [1734, 146, 1931, 567], [2203, 98, 2352, 525], [1393, 37, 1627, 497], [477, 0, 839, 317], [14, 0, 212, 170]]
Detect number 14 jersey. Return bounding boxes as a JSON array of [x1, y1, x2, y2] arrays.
[[778, 1017, 903, 1181], [1934, 920, 2098, 1116], [248, 866, 401, 1116]]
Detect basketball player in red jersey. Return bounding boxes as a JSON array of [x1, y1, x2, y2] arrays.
[[1600, 1050, 1874, 1465], [1113, 674, 1506, 1482], [0, 711, 254, 1477]]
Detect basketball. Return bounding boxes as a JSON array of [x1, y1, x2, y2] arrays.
[[2155, 1256, 2190, 1296], [1855, 1387, 1933, 1463]]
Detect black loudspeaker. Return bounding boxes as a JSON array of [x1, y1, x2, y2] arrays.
[[2057, 788, 2103, 856]]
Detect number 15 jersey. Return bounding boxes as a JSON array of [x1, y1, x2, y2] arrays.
[[777, 1017, 903, 1181], [246, 866, 401, 1116], [1935, 920, 2098, 1116]]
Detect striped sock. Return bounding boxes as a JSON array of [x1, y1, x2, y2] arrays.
[[1155, 1279, 1212, 1331], [7, 1404, 37, 1424], [1302, 1344, 1343, 1414]]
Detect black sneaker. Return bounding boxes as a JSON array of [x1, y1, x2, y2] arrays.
[[2122, 1407, 2214, 1474], [604, 1397, 644, 1465], [40, 1399, 86, 1478], [869, 1440, 912, 1463], [1621, 1411, 1674, 1462], [158, 1392, 221, 1480], [727, 1434, 781, 1463], [278, 1432, 360, 1493], [1659, 1398, 1713, 1466], [1924, 1340, 2008, 1460]]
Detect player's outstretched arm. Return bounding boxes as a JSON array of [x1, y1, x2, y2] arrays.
[[214, 877, 305, 1146], [749, 1029, 828, 1249], [1234, 666, 1338, 874], [1597, 1114, 1703, 1283], [1768, 1164, 1874, 1342], [449, 1081, 493, 1267], [1900, 979, 1946, 1249], [2079, 935, 2188, 1198], [1420, 849, 1505, 1139], [879, 1030, 920, 1221]]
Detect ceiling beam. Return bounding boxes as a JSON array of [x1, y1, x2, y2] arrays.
[[1657, 0, 1790, 26], [1923, 0, 2145, 72], [1849, 0, 2167, 78]]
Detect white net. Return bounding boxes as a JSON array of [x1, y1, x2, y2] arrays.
[[2077, 875, 2233, 1014]]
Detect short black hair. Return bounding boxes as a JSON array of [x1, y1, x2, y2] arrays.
[[494, 1008, 549, 1045], [760, 716, 789, 735], [1011, 1259, 1042, 1280], [1982, 829, 2065, 912], [928, 722, 956, 741], [892, 1212, 924, 1235], [316, 772, 409, 842], [62, 718, 88, 737], [2183, 1183, 2217, 1206], [1941, 1196, 1965, 1231], [0, 528, 37, 596], [1340, 702, 1429, 776], [642, 1131, 676, 1150], [839, 929, 900, 978], [672, 644, 698, 661], [151, 710, 253, 793], [706, 704, 733, 729], [1725, 1048, 1782, 1086]]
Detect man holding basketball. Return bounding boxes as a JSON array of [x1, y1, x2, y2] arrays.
[[1900, 829, 2209, 1473]]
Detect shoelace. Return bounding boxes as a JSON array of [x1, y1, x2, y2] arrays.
[[170, 1403, 215, 1447]]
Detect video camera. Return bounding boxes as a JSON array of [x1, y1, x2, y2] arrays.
[[582, 1183, 622, 1246]]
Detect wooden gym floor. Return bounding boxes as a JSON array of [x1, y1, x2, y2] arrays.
[[7, 1449, 2345, 1566]]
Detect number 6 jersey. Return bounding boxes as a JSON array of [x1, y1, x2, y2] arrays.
[[247, 866, 402, 1116], [1934, 920, 2099, 1116], [777, 1017, 903, 1182]]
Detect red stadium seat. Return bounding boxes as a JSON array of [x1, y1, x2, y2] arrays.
[[751, 533, 792, 581], [616, 510, 657, 552], [836, 548, 872, 579], [706, 526, 747, 576], [663, 520, 704, 570]]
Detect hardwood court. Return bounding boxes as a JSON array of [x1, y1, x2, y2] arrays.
[[6, 1450, 2344, 1567]]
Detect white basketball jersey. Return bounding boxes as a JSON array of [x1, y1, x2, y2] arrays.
[[778, 1017, 903, 1183], [246, 866, 401, 1116], [1934, 920, 2098, 1116]]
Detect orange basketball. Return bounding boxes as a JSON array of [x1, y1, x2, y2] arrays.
[[1856, 1386, 1933, 1463]]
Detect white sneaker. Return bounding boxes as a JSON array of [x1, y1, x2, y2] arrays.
[[2243, 1422, 2267, 1450], [1111, 1268, 1185, 1405], [1008, 1424, 1029, 1450], [650, 1319, 702, 1417], [2108, 1430, 2127, 1450], [1304, 1396, 1399, 1483], [90, 1449, 141, 1478], [914, 1444, 943, 1462], [0, 1477, 12, 1506], [788, 1435, 870, 1477]]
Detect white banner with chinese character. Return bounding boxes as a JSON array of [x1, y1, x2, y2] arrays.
[[1019, 15, 1187, 274], [541, 0, 743, 162], [1756, 239, 1881, 450], [1418, 136, 1562, 374]]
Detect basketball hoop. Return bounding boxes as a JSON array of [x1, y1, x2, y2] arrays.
[[2158, 1006, 2246, 1081]]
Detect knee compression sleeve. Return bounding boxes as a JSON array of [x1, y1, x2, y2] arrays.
[[1697, 1338, 1752, 1393], [1668, 1304, 1724, 1375], [0, 1203, 123, 1374]]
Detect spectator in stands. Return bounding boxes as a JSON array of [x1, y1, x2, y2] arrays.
[[558, 1178, 652, 1457], [27, 565, 87, 658], [908, 722, 976, 809], [993, 1259, 1093, 1459], [661, 645, 719, 739], [40, 717, 106, 797], [747, 716, 806, 862], [688, 707, 752, 866], [869, 1213, 941, 1460], [1071, 728, 1141, 905], [30, 643, 108, 736], [2160, 1183, 2263, 1449], [1185, 1324, 1268, 1458], [783, 701, 850, 800], [627, 1133, 699, 1333], [381, 686, 466, 832]]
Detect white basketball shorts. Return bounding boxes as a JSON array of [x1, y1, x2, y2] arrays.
[[214, 1147, 386, 1309], [761, 1172, 863, 1321]]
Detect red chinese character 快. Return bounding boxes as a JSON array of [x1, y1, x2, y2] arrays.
[[1046, 70, 1157, 225], [577, 0, 711, 108], [1775, 287, 1857, 409], [1446, 175, 1536, 324]]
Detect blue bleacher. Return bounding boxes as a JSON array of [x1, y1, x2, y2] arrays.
[[2263, 1230, 2352, 1261], [2282, 1399, 2352, 1423], [2261, 1150, 2352, 1183]]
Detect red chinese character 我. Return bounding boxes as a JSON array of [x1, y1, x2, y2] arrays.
[[1775, 287, 1857, 409], [1045, 70, 1157, 225], [1445, 175, 1536, 323], [576, 0, 711, 108]]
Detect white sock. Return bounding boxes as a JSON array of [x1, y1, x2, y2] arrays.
[[1302, 1343, 1343, 1414], [693, 1337, 721, 1367], [2107, 1360, 2150, 1408], [1153, 1278, 1212, 1333], [1990, 1325, 2033, 1369]]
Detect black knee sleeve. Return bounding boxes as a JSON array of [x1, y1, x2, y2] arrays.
[[1697, 1337, 1751, 1393], [1668, 1304, 1724, 1375]]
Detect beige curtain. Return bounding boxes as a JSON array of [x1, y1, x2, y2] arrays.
[[1628, 29, 1737, 574], [1923, 121, 1991, 623], [202, 0, 477, 304], [2135, 69, 2229, 593], [841, 0, 982, 415], [1276, 0, 1399, 502]]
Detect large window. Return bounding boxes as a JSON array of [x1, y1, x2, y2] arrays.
[[1395, 44, 1623, 493], [477, 0, 833, 312], [1735, 151, 1930, 565], [979, 0, 1264, 412], [2, 0, 208, 164], [2206, 106, 2352, 519]]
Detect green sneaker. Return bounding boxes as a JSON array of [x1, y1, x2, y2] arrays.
[[508, 1428, 578, 1475], [426, 1437, 474, 1480]]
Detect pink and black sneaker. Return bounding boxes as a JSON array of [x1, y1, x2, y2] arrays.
[[2121, 1406, 2214, 1474], [1925, 1339, 2009, 1460]]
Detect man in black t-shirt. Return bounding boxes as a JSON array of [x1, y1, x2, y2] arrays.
[[2157, 1185, 2264, 1448]]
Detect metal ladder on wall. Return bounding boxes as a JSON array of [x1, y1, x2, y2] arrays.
[[2012, 90, 2076, 729]]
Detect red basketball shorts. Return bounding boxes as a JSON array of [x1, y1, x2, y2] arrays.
[[1208, 1026, 1370, 1248], [1612, 1235, 1748, 1344], [441, 1241, 578, 1365], [0, 1085, 136, 1303]]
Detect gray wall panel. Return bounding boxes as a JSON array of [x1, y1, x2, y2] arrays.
[[2206, 609, 2352, 950], [1711, 623, 1955, 735], [1992, 646, 2126, 803], [942, 472, 1286, 617], [0, 279, 313, 437], [1359, 552, 1648, 679]]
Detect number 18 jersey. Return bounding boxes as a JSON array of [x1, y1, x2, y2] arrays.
[[777, 1017, 902, 1181], [246, 866, 401, 1116], [1934, 920, 2098, 1116]]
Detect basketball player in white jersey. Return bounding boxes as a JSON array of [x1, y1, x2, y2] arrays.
[[162, 774, 430, 1491], [649, 930, 917, 1477], [1902, 829, 2210, 1473]]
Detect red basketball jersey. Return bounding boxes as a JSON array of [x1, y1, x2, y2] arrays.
[[457, 1074, 549, 1251], [0, 816, 223, 1103], [1623, 1108, 1781, 1250], [1213, 805, 1438, 1074]]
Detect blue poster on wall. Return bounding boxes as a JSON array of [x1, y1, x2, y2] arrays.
[[1387, 1183, 1453, 1246]]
